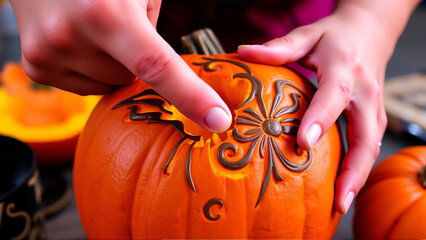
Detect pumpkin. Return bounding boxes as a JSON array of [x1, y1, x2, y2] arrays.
[[353, 146, 426, 239], [73, 53, 344, 239], [0, 62, 100, 165]]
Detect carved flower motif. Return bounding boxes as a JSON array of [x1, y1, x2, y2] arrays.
[[200, 59, 313, 207], [114, 57, 312, 208]]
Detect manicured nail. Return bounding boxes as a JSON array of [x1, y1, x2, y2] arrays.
[[205, 107, 232, 132], [305, 123, 322, 149], [344, 191, 355, 214], [238, 44, 265, 48]]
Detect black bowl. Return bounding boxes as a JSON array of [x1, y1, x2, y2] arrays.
[[0, 135, 45, 239]]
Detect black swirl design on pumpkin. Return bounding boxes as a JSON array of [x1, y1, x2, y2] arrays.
[[203, 198, 224, 221], [196, 58, 313, 207], [112, 89, 201, 191], [113, 57, 312, 208]]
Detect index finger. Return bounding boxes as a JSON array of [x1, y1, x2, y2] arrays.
[[85, 3, 232, 132]]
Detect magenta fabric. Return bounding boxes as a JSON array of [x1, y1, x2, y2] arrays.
[[246, 0, 337, 44], [244, 0, 337, 81], [158, 0, 338, 53]]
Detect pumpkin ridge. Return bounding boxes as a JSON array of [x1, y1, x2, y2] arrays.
[[354, 146, 426, 239], [401, 151, 426, 163], [244, 176, 255, 238], [386, 194, 426, 239], [132, 127, 180, 238], [361, 154, 423, 191], [399, 149, 426, 165], [419, 165, 426, 188], [243, 177, 251, 238], [355, 178, 424, 238], [301, 175, 308, 238]]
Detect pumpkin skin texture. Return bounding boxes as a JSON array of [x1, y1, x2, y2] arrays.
[[74, 54, 343, 239], [353, 146, 426, 239], [0, 62, 100, 165]]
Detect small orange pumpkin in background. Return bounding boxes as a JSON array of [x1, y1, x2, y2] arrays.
[[353, 146, 426, 239], [74, 54, 344, 239], [0, 62, 100, 165]]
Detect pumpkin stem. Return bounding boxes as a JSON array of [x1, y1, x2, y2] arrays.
[[419, 165, 426, 188], [181, 28, 226, 55]]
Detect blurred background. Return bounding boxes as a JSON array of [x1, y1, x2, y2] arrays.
[[1, 1, 425, 239]]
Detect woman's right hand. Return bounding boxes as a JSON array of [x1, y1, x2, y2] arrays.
[[10, 0, 232, 132]]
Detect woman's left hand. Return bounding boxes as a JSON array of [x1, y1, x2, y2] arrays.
[[238, 0, 419, 214]]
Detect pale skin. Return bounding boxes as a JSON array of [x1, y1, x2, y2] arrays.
[[10, 0, 420, 214]]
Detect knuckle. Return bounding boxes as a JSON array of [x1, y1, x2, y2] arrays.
[[338, 50, 366, 78], [21, 39, 50, 67], [339, 49, 362, 68], [352, 139, 381, 162], [366, 138, 381, 158], [336, 81, 352, 105], [79, 0, 119, 31], [356, 74, 381, 103], [378, 109, 388, 135], [371, 141, 381, 158], [365, 79, 381, 98], [41, 19, 73, 51], [379, 112, 388, 128], [80, 0, 105, 20], [338, 51, 382, 100], [134, 49, 175, 84]]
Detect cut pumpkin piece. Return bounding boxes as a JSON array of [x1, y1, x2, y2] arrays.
[[0, 61, 100, 165]]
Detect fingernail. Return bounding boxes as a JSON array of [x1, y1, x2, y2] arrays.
[[343, 191, 355, 214], [205, 107, 232, 132], [305, 123, 322, 149], [238, 44, 265, 48]]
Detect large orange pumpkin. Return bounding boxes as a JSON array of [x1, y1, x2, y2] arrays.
[[353, 146, 426, 239], [74, 53, 343, 239], [0, 62, 99, 165]]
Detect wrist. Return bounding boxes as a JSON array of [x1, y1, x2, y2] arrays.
[[333, 0, 419, 58], [337, 0, 419, 37]]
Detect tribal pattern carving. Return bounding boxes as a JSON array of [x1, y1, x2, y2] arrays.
[[197, 58, 312, 206], [112, 57, 312, 210]]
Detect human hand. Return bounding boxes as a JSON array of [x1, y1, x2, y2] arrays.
[[10, 0, 232, 132], [238, 0, 419, 214]]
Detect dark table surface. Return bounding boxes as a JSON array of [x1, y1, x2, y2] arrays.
[[1, 2, 426, 239]]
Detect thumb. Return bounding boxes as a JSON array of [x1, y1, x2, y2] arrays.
[[94, 8, 232, 132], [238, 25, 323, 65]]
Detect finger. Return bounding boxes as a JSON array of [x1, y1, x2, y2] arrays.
[[22, 58, 114, 95], [88, 4, 232, 132], [377, 94, 388, 136], [69, 50, 136, 86], [296, 62, 354, 150], [146, 0, 162, 28], [237, 25, 323, 65], [334, 98, 383, 214]]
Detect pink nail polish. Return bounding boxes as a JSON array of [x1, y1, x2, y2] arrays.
[[205, 107, 231, 133], [306, 123, 321, 149], [238, 44, 265, 48], [344, 191, 355, 214]]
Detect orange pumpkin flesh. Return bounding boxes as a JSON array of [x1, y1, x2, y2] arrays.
[[74, 54, 343, 239], [354, 146, 426, 239], [0, 62, 100, 165]]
